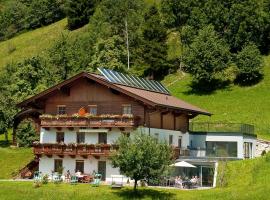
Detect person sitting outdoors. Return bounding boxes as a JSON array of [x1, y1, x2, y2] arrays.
[[75, 170, 82, 177], [65, 170, 71, 183], [190, 176, 196, 183], [175, 176, 183, 188]]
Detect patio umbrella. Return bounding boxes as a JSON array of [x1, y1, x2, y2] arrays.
[[170, 161, 196, 168]]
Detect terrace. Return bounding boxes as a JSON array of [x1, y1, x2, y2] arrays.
[[189, 122, 255, 136]]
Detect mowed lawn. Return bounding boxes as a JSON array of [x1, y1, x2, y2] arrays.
[[164, 55, 270, 140], [0, 154, 269, 200]]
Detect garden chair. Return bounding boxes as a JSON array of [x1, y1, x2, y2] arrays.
[[53, 174, 62, 184], [34, 171, 42, 181], [91, 174, 102, 187], [70, 176, 78, 185]]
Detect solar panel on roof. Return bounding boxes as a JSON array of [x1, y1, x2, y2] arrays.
[[98, 68, 170, 95]]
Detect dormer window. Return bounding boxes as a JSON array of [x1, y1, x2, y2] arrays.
[[57, 105, 66, 115], [89, 105, 97, 115], [122, 104, 132, 115]]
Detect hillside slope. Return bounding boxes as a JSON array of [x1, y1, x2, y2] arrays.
[[163, 56, 270, 140], [0, 19, 67, 69], [0, 147, 33, 179]]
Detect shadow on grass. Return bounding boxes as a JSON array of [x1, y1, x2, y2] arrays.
[[113, 187, 175, 200], [183, 79, 232, 95], [0, 140, 11, 147]]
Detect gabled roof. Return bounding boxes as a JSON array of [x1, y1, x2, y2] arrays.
[[18, 71, 211, 116]]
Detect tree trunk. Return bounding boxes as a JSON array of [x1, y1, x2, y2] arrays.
[[4, 131, 8, 142], [133, 179, 138, 191]]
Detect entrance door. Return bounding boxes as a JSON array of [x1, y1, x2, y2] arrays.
[[98, 161, 106, 181]]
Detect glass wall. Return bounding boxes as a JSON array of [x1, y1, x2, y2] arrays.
[[206, 141, 237, 157]]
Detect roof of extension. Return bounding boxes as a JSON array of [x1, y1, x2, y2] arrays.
[[17, 71, 211, 116]]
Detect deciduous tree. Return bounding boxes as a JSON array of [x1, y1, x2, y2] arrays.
[[183, 25, 231, 91], [110, 132, 173, 191], [235, 43, 263, 86]]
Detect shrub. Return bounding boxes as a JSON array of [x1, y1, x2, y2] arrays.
[[42, 174, 49, 184], [16, 120, 39, 147], [234, 43, 263, 86]]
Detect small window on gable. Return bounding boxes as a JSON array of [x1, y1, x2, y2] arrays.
[[122, 104, 132, 115], [89, 105, 97, 115], [57, 105, 66, 115]]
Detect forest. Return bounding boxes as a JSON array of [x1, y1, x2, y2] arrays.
[[0, 0, 269, 145]]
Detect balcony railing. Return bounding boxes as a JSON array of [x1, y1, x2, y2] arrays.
[[33, 143, 118, 157], [40, 114, 139, 128], [189, 122, 255, 136], [35, 143, 182, 159]]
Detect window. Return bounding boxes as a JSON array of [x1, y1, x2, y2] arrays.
[[56, 132, 64, 143], [244, 142, 252, 158], [122, 104, 132, 114], [75, 160, 84, 173], [206, 142, 237, 157], [169, 135, 173, 145], [57, 105, 66, 115], [54, 159, 63, 172], [98, 132, 107, 144], [178, 136, 182, 148], [77, 132, 85, 144], [89, 105, 97, 115]]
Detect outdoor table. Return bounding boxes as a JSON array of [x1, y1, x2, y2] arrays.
[[182, 180, 192, 189]]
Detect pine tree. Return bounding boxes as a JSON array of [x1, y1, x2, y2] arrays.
[[142, 6, 169, 80], [65, 0, 96, 30]]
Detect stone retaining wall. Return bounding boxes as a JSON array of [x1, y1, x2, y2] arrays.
[[255, 139, 270, 157]]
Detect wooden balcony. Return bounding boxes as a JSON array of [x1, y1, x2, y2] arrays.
[[40, 115, 139, 128], [33, 143, 118, 158]]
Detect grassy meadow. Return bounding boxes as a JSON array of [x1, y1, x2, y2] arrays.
[[0, 19, 67, 68], [163, 55, 270, 140], [0, 147, 33, 179], [0, 153, 269, 200]]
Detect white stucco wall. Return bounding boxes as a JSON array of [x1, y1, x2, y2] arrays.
[[38, 155, 121, 181], [137, 127, 189, 148], [40, 127, 187, 147]]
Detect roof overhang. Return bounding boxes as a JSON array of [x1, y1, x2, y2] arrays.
[[17, 71, 211, 116]]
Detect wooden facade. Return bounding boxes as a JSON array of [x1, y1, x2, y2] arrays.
[[35, 77, 190, 131]]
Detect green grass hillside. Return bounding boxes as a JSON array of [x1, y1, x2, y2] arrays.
[[0, 19, 67, 68], [0, 154, 269, 200], [0, 147, 33, 179], [164, 55, 270, 140]]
